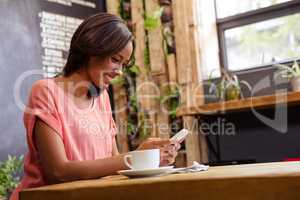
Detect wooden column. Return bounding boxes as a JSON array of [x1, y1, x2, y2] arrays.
[[113, 85, 129, 153], [167, 54, 177, 84], [106, 0, 129, 153], [173, 0, 207, 164], [106, 0, 120, 15], [144, 0, 166, 75], [172, 0, 192, 85], [131, 0, 158, 137], [153, 74, 170, 138], [145, 0, 170, 138]]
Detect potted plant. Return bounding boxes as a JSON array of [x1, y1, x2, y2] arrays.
[[208, 70, 251, 101], [275, 61, 300, 91], [0, 155, 23, 200]]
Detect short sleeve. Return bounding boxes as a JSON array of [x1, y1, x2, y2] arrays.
[[24, 80, 63, 141]]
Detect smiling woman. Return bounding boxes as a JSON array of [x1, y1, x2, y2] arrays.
[[62, 13, 133, 91], [9, 12, 180, 200]]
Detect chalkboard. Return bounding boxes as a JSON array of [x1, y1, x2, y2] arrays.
[[0, 0, 106, 161]]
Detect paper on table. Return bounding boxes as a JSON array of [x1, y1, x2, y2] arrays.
[[168, 161, 209, 174]]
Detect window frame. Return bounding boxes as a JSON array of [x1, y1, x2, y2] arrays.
[[216, 0, 300, 73]]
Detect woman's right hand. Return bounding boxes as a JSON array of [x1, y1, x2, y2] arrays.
[[137, 138, 180, 166]]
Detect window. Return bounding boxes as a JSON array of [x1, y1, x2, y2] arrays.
[[196, 0, 221, 79], [215, 0, 300, 71], [215, 0, 292, 18]]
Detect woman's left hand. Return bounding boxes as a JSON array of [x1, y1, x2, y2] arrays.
[[137, 137, 181, 166], [160, 141, 181, 166]]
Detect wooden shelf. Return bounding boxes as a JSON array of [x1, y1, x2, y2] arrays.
[[176, 91, 300, 116]]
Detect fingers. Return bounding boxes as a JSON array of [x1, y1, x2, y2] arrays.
[[164, 141, 181, 151], [175, 143, 181, 151], [160, 156, 176, 166], [160, 147, 178, 166], [148, 138, 172, 147]]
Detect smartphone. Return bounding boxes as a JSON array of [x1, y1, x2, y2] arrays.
[[171, 129, 189, 143]]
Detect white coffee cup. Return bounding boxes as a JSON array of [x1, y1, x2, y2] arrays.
[[124, 149, 160, 170]]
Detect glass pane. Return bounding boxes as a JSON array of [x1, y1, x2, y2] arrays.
[[215, 0, 292, 18], [225, 13, 300, 71]]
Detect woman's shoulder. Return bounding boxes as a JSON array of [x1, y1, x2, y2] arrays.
[[30, 78, 57, 98], [32, 78, 55, 89]]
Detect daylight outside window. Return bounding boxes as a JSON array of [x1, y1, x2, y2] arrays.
[[215, 0, 300, 71]]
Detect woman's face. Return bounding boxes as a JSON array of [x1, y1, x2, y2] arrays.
[[87, 41, 133, 89]]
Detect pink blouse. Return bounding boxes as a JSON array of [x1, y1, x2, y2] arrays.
[[10, 79, 117, 200]]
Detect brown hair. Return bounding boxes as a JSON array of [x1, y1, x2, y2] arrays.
[[63, 12, 133, 76]]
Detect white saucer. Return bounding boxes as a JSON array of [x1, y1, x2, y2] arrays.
[[118, 166, 174, 178]]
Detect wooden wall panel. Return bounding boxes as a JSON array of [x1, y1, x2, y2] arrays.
[[167, 53, 177, 83], [106, 0, 120, 15], [172, 0, 192, 84], [131, 0, 158, 137], [183, 116, 202, 165], [144, 0, 166, 74], [153, 74, 170, 138], [106, 0, 129, 153], [173, 0, 208, 163]]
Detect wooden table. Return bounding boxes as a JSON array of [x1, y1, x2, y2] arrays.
[[20, 161, 300, 200]]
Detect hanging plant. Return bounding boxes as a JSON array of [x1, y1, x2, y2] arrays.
[[144, 7, 164, 31], [110, 65, 141, 86], [162, 24, 175, 55], [156, 86, 180, 119], [119, 0, 131, 20]]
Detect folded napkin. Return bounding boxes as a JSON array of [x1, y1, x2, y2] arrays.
[[170, 161, 209, 174]]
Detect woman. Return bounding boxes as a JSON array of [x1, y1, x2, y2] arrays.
[[10, 13, 179, 200]]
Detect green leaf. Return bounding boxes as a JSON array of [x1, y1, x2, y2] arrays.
[[110, 76, 125, 86], [0, 155, 23, 198], [128, 65, 141, 75], [153, 7, 164, 19], [144, 17, 160, 30], [144, 7, 163, 31]]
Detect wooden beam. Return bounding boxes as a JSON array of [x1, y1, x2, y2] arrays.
[[106, 0, 130, 153], [113, 87, 130, 153], [172, 0, 207, 163], [144, 0, 166, 74], [153, 74, 170, 138], [131, 0, 158, 137], [186, 0, 202, 83], [144, 0, 171, 137], [106, 0, 120, 15], [131, 0, 145, 72], [172, 0, 192, 84], [183, 116, 202, 165], [167, 53, 177, 83]]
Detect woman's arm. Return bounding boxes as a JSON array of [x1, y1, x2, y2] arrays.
[[34, 118, 174, 184], [34, 118, 127, 184], [112, 138, 120, 156]]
